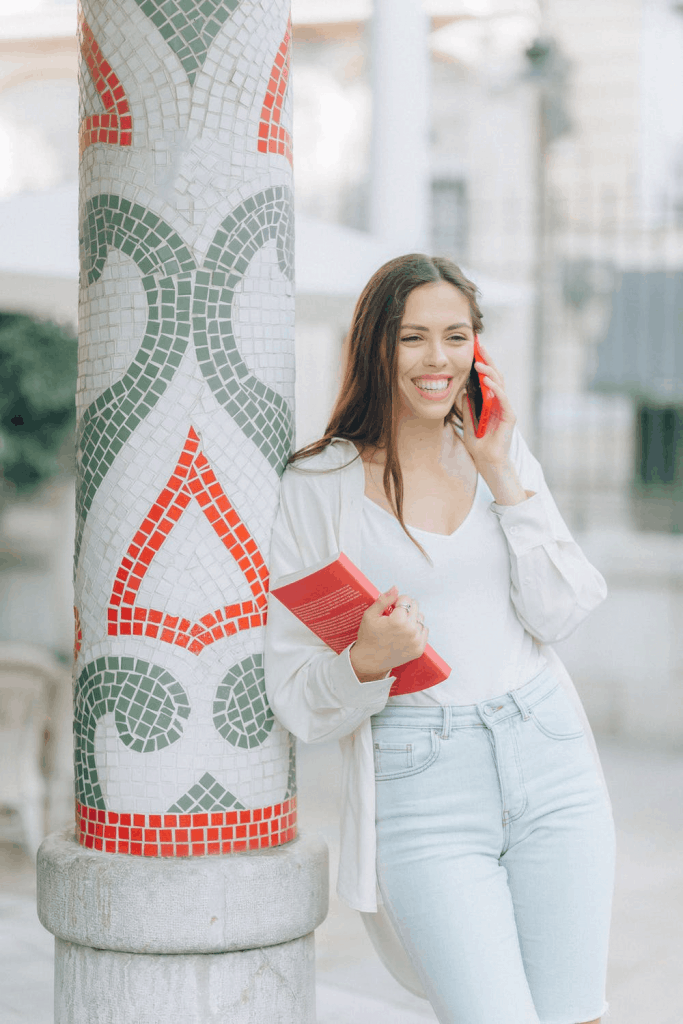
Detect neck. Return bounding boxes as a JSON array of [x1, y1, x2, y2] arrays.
[[396, 412, 450, 468]]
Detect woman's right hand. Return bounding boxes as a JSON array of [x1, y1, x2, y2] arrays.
[[349, 585, 429, 683]]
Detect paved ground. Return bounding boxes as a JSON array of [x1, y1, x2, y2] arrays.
[[1, 736, 682, 1023]]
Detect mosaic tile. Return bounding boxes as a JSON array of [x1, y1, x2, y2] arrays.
[[133, 0, 241, 85], [74, 606, 82, 662], [108, 426, 269, 653], [76, 185, 293, 565], [75, 656, 191, 809], [197, 185, 294, 473], [76, 195, 196, 565], [79, 17, 133, 155], [257, 16, 292, 166], [212, 654, 274, 749], [76, 796, 297, 856], [75, 0, 296, 857], [168, 772, 244, 813]]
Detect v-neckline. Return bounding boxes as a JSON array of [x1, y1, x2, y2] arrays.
[[363, 473, 482, 539]]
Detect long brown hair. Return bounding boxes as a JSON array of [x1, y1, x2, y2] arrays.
[[289, 254, 483, 549]]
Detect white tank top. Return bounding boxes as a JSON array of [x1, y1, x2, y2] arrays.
[[360, 474, 546, 705]]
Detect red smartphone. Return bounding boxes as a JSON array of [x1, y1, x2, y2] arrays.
[[466, 335, 502, 438]]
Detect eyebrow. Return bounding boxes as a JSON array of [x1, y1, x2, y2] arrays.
[[400, 322, 471, 331]]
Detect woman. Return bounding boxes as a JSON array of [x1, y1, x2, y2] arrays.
[[264, 255, 615, 1024]]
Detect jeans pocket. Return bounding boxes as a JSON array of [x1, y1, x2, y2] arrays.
[[529, 683, 585, 740], [373, 726, 440, 779]]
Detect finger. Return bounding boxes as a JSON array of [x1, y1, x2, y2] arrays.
[[476, 344, 505, 387], [480, 376, 515, 427], [474, 360, 504, 389], [394, 594, 414, 618], [481, 375, 511, 410], [373, 586, 398, 615]]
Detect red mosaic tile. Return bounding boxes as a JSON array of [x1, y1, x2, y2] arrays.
[[73, 605, 82, 661], [107, 427, 269, 655], [257, 17, 293, 166], [79, 18, 132, 156], [75, 799, 297, 858]]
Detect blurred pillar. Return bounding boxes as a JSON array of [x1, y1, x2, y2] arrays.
[[37, 2, 327, 1022], [369, 0, 431, 252]]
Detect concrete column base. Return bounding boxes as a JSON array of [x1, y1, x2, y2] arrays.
[[38, 828, 328, 1023], [54, 934, 315, 1024]]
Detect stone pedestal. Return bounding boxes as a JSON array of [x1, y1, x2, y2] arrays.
[[38, 828, 328, 1023]]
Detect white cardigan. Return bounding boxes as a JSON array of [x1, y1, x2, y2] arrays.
[[264, 430, 610, 916]]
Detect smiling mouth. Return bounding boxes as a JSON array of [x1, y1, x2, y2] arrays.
[[412, 377, 453, 399]]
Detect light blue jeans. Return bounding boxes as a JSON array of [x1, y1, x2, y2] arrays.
[[371, 666, 615, 1024]]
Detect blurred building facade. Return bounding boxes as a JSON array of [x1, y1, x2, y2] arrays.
[[0, 1, 77, 663], [0, 0, 681, 743], [293, 0, 683, 744]]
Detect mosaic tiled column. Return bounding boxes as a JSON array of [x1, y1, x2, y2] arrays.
[[37, 3, 327, 1022]]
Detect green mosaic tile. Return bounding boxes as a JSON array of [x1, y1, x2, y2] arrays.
[[133, 0, 241, 85], [196, 187, 294, 475], [74, 656, 190, 809], [167, 772, 245, 814], [212, 653, 274, 750], [76, 196, 197, 566]]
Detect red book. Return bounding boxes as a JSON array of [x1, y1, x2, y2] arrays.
[[270, 552, 450, 697]]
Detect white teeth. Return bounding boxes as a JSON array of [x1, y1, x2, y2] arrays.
[[415, 379, 450, 391]]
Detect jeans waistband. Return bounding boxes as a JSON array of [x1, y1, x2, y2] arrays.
[[371, 664, 559, 737]]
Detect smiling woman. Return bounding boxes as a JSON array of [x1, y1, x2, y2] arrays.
[[264, 253, 614, 1024], [396, 282, 474, 411], [289, 255, 486, 546]]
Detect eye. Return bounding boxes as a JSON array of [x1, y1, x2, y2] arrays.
[[447, 334, 468, 344], [400, 334, 422, 343]]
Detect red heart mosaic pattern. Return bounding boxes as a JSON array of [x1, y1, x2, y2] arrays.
[[257, 16, 292, 166], [108, 427, 269, 655], [79, 18, 133, 155]]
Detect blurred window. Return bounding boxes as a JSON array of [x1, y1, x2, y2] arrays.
[[635, 403, 683, 533], [637, 405, 681, 486], [430, 178, 467, 261]]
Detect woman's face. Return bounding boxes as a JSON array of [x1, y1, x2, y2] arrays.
[[395, 280, 475, 420]]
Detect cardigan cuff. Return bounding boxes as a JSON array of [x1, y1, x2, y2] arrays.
[[330, 646, 395, 708], [489, 492, 568, 556]]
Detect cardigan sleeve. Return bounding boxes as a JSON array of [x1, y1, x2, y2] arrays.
[[488, 428, 607, 643], [263, 462, 393, 745]]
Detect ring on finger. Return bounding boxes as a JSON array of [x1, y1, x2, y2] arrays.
[[396, 602, 411, 612]]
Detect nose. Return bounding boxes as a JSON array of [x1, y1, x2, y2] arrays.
[[424, 339, 449, 367]]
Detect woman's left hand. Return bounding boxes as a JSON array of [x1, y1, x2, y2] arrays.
[[461, 343, 515, 468], [460, 342, 528, 506]]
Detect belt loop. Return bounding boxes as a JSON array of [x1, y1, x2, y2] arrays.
[[441, 705, 452, 739], [510, 689, 531, 721]]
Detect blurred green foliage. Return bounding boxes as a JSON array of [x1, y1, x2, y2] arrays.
[[0, 312, 78, 493]]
